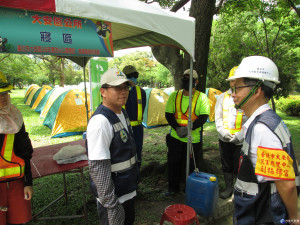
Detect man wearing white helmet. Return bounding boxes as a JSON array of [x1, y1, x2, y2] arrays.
[[228, 56, 299, 224], [215, 66, 248, 199], [87, 68, 139, 225]]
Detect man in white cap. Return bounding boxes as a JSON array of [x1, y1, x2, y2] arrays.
[[87, 68, 139, 225], [164, 69, 210, 196], [228, 56, 299, 224], [122, 65, 146, 169]]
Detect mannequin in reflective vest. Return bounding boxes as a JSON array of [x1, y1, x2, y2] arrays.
[[215, 66, 248, 199], [122, 65, 146, 169], [228, 56, 300, 224], [164, 69, 210, 196], [0, 71, 34, 225], [87, 68, 139, 225]]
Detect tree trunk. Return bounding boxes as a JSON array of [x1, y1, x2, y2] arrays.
[[59, 58, 65, 87], [188, 0, 216, 93], [151, 0, 216, 92]]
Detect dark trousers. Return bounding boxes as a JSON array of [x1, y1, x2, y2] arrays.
[[132, 125, 144, 168], [218, 139, 242, 175], [96, 197, 135, 225], [166, 134, 203, 193]]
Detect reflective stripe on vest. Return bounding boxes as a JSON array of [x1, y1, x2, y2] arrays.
[[111, 155, 137, 172], [175, 89, 200, 126], [123, 86, 143, 127], [223, 91, 243, 134], [0, 134, 25, 181]]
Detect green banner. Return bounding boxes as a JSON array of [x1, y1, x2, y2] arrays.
[[90, 59, 108, 112], [0, 7, 113, 57]]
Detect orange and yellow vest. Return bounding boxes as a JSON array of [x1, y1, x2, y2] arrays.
[[0, 134, 25, 181], [123, 86, 143, 127], [175, 89, 200, 126], [222, 91, 243, 134]]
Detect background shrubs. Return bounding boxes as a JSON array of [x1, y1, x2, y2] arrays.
[[275, 96, 300, 117]]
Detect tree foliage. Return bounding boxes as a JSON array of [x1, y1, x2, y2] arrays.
[[108, 51, 172, 88], [208, 0, 300, 98]]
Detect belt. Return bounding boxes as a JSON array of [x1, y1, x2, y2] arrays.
[[111, 155, 137, 173]]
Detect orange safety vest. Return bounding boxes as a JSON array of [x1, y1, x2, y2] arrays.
[[123, 86, 143, 127], [222, 91, 243, 134], [0, 134, 25, 181], [175, 89, 200, 126]]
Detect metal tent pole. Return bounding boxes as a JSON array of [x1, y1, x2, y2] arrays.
[[83, 58, 89, 124], [186, 56, 193, 181]]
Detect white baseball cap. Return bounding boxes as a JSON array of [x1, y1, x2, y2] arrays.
[[101, 68, 134, 87], [182, 69, 198, 79]]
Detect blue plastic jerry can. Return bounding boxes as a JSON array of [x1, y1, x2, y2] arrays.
[[185, 171, 219, 217]]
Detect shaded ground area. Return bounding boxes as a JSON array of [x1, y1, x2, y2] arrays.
[[134, 147, 226, 225]]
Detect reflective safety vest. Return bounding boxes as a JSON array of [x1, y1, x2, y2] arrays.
[[0, 134, 25, 181], [175, 89, 200, 126], [123, 86, 143, 127], [223, 91, 243, 134]]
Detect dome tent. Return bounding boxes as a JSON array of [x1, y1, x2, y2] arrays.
[[43, 89, 90, 138], [142, 88, 169, 128], [35, 88, 55, 113], [24, 84, 39, 99], [24, 86, 40, 105], [31, 85, 53, 109], [40, 87, 66, 119]]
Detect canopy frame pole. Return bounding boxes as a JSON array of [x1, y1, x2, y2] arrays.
[[186, 56, 193, 181], [83, 58, 89, 124]]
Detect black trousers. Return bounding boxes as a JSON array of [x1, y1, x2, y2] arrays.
[[218, 139, 242, 175], [96, 197, 135, 225], [166, 134, 203, 193]]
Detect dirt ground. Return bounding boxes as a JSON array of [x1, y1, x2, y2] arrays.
[[134, 148, 224, 225]]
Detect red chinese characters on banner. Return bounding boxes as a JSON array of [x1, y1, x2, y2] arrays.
[[255, 146, 295, 180], [31, 14, 82, 29]]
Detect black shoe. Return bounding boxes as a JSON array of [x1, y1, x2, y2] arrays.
[[164, 191, 179, 197]]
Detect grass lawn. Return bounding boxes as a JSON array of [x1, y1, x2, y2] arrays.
[[9, 88, 300, 224]]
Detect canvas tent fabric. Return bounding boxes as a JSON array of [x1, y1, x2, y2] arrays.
[[35, 88, 55, 113], [43, 89, 90, 138], [143, 88, 169, 128], [31, 85, 53, 109], [205, 88, 222, 122], [24, 84, 39, 99], [40, 87, 66, 118], [0, 0, 196, 66], [24, 86, 40, 105]]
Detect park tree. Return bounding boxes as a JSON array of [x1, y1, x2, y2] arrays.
[[0, 54, 47, 88], [208, 0, 300, 102], [143, 0, 299, 99]]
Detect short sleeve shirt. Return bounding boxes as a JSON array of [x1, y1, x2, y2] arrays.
[[165, 90, 210, 143]]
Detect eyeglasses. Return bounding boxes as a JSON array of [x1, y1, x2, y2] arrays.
[[231, 85, 255, 94], [103, 85, 130, 91]]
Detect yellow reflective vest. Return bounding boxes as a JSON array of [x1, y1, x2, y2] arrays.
[[175, 89, 200, 126], [0, 134, 25, 181], [123, 86, 143, 127], [222, 91, 243, 134]]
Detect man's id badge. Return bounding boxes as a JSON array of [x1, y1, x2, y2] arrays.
[[255, 146, 295, 180]]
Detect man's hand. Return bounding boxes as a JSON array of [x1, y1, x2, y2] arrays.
[[223, 133, 233, 142], [24, 186, 33, 200], [176, 127, 188, 138], [229, 135, 240, 144]]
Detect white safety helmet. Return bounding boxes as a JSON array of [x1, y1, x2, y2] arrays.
[[227, 56, 280, 89]]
